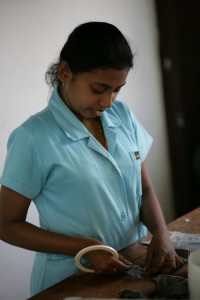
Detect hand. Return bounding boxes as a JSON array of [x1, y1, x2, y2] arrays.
[[144, 229, 185, 275], [85, 250, 133, 274]]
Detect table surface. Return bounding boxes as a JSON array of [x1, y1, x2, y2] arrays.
[[29, 207, 200, 300]]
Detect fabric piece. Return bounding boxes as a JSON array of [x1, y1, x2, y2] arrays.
[[119, 274, 188, 299]]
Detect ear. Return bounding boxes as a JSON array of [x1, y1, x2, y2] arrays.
[[58, 61, 72, 84]]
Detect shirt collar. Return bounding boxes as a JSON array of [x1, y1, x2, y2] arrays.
[[48, 88, 122, 141]]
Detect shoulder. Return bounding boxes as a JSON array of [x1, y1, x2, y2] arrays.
[[23, 107, 54, 131], [8, 108, 54, 147]]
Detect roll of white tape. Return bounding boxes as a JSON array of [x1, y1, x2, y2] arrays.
[[75, 245, 118, 273]]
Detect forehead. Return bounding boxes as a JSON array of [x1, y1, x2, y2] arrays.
[[75, 68, 129, 87]]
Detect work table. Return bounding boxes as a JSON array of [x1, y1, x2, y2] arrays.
[[29, 207, 200, 300]]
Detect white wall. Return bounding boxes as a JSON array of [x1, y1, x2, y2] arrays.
[[0, 1, 174, 299]]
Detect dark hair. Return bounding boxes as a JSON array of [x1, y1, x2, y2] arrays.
[[46, 22, 134, 88]]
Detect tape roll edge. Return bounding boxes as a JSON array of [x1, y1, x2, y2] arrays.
[[75, 245, 118, 273]]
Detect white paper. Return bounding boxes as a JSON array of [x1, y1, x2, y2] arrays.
[[170, 231, 200, 250], [141, 231, 200, 251]]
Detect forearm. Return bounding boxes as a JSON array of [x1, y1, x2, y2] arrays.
[[140, 186, 168, 235], [140, 162, 168, 235], [1, 220, 103, 255], [0, 186, 103, 256], [139, 163, 184, 274]]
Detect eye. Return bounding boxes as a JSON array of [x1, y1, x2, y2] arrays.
[[92, 88, 104, 95], [91, 85, 106, 95]]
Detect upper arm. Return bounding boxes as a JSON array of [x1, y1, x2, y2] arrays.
[[0, 185, 31, 230], [141, 161, 154, 192]]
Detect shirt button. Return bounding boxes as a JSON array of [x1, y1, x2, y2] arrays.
[[121, 212, 126, 222]]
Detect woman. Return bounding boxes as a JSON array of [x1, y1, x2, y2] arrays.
[[0, 22, 184, 296]]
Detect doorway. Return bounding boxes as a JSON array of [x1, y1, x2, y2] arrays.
[[155, 0, 200, 217]]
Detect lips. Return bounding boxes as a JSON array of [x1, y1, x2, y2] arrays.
[[90, 109, 104, 117]]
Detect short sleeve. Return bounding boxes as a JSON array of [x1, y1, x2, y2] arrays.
[[0, 126, 47, 199], [121, 102, 153, 162]]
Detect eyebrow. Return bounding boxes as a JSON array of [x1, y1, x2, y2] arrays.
[[93, 82, 126, 89]]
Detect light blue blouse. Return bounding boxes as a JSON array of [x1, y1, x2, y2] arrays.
[[0, 89, 153, 295]]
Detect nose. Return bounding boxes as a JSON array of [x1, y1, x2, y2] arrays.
[[99, 91, 115, 109]]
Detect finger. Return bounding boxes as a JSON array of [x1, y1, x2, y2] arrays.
[[145, 252, 166, 275], [175, 255, 185, 269], [95, 256, 132, 274], [118, 254, 133, 266], [146, 262, 163, 275], [112, 256, 133, 271], [161, 257, 177, 274], [159, 263, 176, 274], [148, 255, 183, 275], [94, 262, 118, 274], [144, 249, 153, 272]]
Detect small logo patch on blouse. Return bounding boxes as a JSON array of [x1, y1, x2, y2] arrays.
[[134, 151, 140, 160]]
